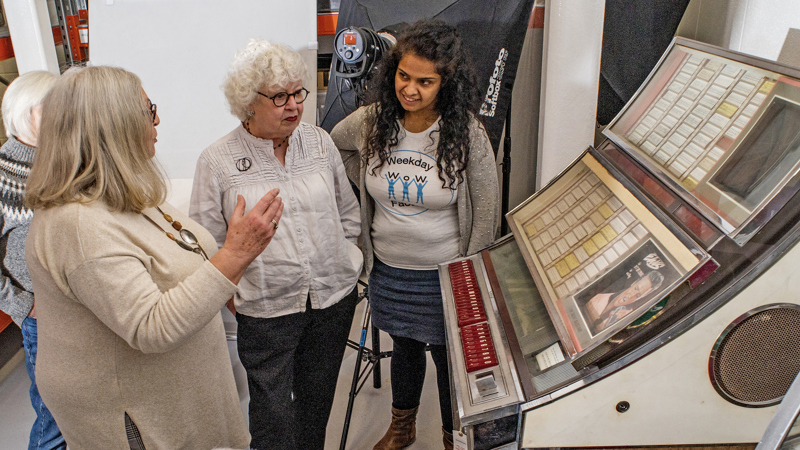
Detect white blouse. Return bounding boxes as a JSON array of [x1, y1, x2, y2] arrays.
[[189, 123, 362, 318]]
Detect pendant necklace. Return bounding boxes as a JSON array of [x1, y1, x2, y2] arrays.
[[141, 206, 209, 260]]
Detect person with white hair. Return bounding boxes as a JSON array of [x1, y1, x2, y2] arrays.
[[0, 70, 64, 450], [190, 40, 362, 450]]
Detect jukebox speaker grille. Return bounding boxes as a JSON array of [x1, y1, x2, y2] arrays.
[[709, 304, 800, 407]]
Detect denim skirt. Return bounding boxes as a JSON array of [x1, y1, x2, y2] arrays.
[[368, 257, 446, 345]]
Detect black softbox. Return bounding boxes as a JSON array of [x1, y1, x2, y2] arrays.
[[597, 0, 691, 125], [319, 0, 535, 154]]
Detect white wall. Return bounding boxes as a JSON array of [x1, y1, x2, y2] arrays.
[[89, 0, 318, 212], [5, 0, 59, 74], [536, 0, 605, 189], [677, 0, 800, 66]]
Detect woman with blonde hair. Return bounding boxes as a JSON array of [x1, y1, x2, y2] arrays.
[[0, 70, 63, 450], [190, 40, 361, 450], [25, 65, 283, 449]]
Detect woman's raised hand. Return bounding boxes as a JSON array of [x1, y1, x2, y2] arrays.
[[210, 189, 284, 284], [227, 190, 283, 256]]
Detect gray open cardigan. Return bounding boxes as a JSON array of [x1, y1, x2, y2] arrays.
[[330, 105, 501, 274]]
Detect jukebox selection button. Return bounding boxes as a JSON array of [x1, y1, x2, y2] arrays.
[[448, 261, 498, 373], [460, 322, 498, 373], [465, 353, 498, 373], [448, 260, 488, 327]]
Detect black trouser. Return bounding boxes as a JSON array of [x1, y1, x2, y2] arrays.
[[236, 288, 357, 450], [389, 334, 453, 431]]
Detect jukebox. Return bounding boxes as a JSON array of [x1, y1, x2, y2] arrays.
[[439, 37, 800, 449]]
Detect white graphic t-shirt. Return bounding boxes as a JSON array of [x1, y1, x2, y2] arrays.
[[366, 119, 460, 270]]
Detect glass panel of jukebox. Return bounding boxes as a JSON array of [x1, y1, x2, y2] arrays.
[[438, 37, 800, 449]]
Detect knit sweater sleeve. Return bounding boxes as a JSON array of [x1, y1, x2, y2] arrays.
[[466, 119, 501, 254], [29, 203, 237, 354], [331, 105, 372, 185], [66, 258, 235, 354], [0, 255, 34, 327], [0, 137, 37, 326], [320, 127, 361, 245], [0, 215, 34, 327]]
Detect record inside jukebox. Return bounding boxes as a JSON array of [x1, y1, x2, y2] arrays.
[[438, 37, 800, 450]]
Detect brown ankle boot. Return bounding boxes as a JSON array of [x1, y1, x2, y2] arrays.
[[442, 428, 454, 450], [373, 406, 419, 450]]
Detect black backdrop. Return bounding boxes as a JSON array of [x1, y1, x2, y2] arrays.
[[597, 0, 692, 126], [320, 0, 535, 154]]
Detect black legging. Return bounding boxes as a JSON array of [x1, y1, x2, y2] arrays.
[[389, 334, 453, 431]]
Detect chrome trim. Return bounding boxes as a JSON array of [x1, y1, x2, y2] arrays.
[[732, 165, 800, 246], [440, 266, 470, 427], [756, 371, 800, 450], [708, 303, 800, 408], [603, 37, 800, 245], [479, 256, 526, 403], [596, 140, 727, 250], [439, 254, 525, 427], [603, 126, 738, 235]]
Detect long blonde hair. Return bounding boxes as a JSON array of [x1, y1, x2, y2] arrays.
[[26, 66, 166, 212]]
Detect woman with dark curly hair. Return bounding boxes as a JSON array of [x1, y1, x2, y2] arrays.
[[331, 19, 499, 450]]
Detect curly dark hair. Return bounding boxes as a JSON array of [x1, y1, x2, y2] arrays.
[[364, 19, 480, 189]]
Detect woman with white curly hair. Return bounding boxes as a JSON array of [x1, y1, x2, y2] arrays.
[[189, 40, 361, 450]]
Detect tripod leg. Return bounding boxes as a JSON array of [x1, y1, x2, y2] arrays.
[[371, 319, 382, 389], [340, 303, 371, 450]]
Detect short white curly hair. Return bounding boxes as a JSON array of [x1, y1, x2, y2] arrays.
[[223, 39, 308, 121]]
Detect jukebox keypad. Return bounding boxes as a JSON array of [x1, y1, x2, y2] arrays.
[[448, 260, 499, 373], [625, 53, 773, 189], [521, 170, 649, 299]]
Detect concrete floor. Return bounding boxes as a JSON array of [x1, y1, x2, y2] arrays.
[[0, 298, 446, 450]]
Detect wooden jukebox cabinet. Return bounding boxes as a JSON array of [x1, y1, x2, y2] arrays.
[[438, 37, 800, 450]]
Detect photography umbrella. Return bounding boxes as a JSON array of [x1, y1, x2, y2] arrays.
[[320, 0, 535, 153]]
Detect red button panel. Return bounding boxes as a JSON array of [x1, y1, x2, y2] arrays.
[[447, 260, 498, 373], [448, 260, 487, 327], [460, 323, 499, 372]]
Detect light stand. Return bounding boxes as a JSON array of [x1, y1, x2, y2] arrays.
[[339, 282, 392, 450]]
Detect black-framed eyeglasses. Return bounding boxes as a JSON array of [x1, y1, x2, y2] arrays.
[[147, 101, 157, 123], [257, 87, 309, 107]]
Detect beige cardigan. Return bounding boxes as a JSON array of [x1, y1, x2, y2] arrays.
[[25, 201, 249, 450]]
